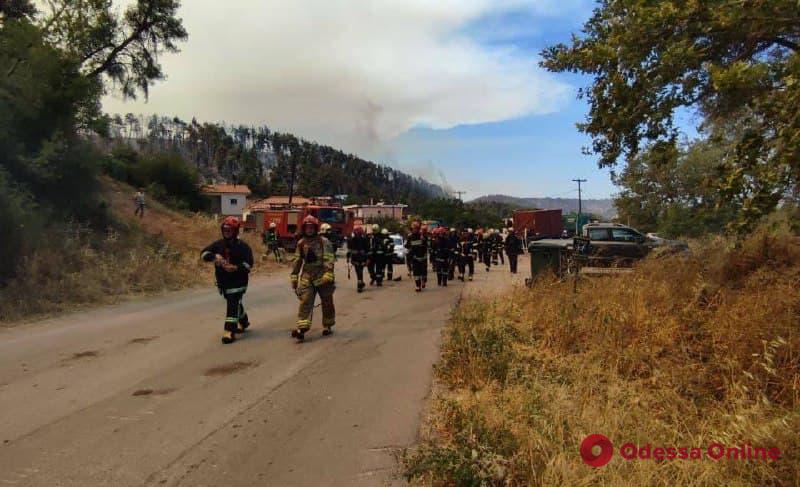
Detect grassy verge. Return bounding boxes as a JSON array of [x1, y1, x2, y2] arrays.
[[0, 178, 281, 324], [405, 218, 800, 485]]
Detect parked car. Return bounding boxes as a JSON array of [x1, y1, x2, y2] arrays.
[[390, 234, 407, 264]]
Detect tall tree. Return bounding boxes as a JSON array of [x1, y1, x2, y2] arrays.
[[542, 0, 800, 231]]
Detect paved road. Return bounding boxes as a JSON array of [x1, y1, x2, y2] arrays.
[[0, 255, 524, 486]]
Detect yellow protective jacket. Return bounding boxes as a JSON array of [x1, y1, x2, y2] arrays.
[[291, 236, 335, 288]]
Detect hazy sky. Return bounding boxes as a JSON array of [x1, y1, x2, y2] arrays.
[[103, 0, 616, 199]]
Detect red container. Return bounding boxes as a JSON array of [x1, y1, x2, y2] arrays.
[[513, 209, 563, 238]]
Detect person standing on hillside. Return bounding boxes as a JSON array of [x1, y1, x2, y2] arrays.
[[290, 216, 336, 342], [405, 221, 429, 292], [504, 228, 524, 274], [201, 217, 254, 345], [347, 226, 369, 293], [133, 188, 146, 218]]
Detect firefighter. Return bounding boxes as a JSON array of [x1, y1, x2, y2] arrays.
[[320, 223, 337, 256], [366, 224, 380, 285], [476, 229, 491, 271], [495, 229, 506, 265], [457, 229, 475, 281], [447, 228, 459, 280], [505, 228, 524, 274], [405, 221, 429, 292], [262, 222, 282, 263], [201, 216, 254, 344], [381, 228, 395, 282], [369, 224, 387, 286], [432, 227, 451, 286], [347, 226, 369, 292], [290, 215, 336, 342]]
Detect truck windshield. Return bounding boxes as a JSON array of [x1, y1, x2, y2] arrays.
[[318, 208, 344, 224]]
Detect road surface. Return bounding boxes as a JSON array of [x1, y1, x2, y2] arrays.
[[0, 256, 523, 486]]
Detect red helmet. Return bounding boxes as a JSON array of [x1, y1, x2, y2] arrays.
[[421, 226, 429, 235], [302, 215, 320, 233], [221, 216, 240, 237], [353, 226, 365, 236]]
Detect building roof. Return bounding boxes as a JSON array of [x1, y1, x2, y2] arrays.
[[248, 196, 312, 211], [344, 203, 408, 209], [201, 184, 252, 195]]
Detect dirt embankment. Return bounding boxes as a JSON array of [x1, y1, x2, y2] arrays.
[[0, 177, 284, 324]]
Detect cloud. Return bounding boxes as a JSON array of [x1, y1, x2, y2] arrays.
[[103, 0, 571, 158]]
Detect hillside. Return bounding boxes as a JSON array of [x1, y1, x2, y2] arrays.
[[471, 194, 616, 218], [104, 115, 447, 204], [0, 177, 278, 324]]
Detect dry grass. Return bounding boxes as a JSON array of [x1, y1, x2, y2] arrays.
[[405, 217, 800, 485], [0, 177, 284, 324]]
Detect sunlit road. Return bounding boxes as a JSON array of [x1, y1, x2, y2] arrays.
[[0, 257, 483, 486]]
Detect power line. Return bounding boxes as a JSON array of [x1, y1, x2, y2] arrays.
[[453, 190, 466, 201]]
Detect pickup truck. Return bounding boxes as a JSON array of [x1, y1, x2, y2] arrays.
[[530, 222, 688, 269]]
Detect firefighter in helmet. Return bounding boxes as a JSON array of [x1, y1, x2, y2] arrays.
[[369, 224, 386, 286], [405, 220, 429, 292], [347, 226, 369, 292], [380, 228, 395, 282], [432, 227, 451, 286], [201, 216, 254, 344], [457, 229, 475, 281], [262, 221, 282, 263], [447, 227, 459, 280], [290, 215, 336, 342], [366, 224, 380, 285], [504, 227, 524, 274]]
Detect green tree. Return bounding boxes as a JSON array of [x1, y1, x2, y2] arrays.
[[542, 0, 800, 231]]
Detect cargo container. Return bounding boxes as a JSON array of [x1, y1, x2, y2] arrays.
[[512, 209, 564, 239]]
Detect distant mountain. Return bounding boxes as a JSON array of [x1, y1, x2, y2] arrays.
[[471, 194, 617, 219]]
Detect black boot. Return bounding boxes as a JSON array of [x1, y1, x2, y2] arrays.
[[291, 329, 306, 342]]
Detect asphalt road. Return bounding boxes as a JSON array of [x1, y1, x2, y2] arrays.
[[0, 256, 504, 486]]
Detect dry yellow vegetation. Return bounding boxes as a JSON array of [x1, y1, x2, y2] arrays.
[[0, 177, 280, 324], [405, 212, 800, 485]]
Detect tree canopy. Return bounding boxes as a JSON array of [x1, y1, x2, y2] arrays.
[[542, 0, 799, 231]]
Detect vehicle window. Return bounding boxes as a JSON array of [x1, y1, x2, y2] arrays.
[[318, 208, 344, 223], [392, 237, 403, 246], [611, 228, 641, 242], [588, 228, 610, 241]]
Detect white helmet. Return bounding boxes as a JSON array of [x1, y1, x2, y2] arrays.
[[320, 223, 332, 232], [372, 224, 380, 232], [467, 228, 473, 233], [381, 228, 389, 235], [269, 222, 276, 229]]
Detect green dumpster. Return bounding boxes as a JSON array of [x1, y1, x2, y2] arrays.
[[526, 240, 564, 285]]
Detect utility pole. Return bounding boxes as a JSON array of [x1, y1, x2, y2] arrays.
[[284, 147, 296, 206], [453, 190, 466, 201], [572, 179, 587, 235]]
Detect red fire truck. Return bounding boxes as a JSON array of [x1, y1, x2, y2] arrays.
[[251, 205, 354, 252]]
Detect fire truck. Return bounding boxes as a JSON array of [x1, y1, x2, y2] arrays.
[[249, 205, 355, 252]]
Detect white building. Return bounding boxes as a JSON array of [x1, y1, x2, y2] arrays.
[[201, 184, 252, 217], [343, 202, 407, 221]]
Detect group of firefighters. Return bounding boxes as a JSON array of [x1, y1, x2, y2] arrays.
[[202, 215, 524, 344]]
